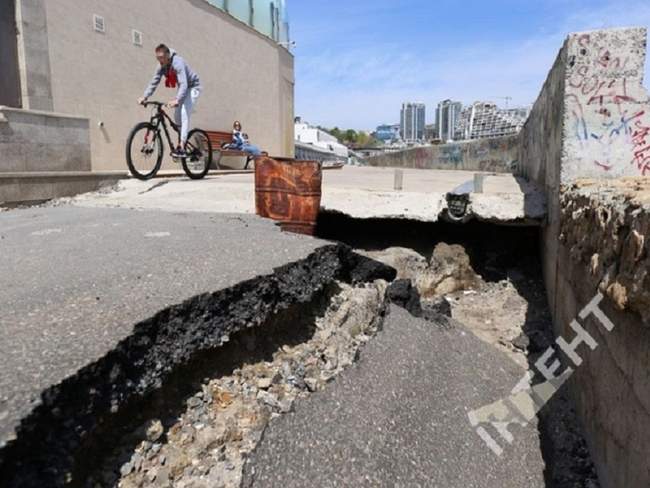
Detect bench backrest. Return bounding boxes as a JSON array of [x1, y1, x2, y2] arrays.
[[205, 130, 233, 149]]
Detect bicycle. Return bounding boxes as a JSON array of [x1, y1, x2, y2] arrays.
[[126, 101, 212, 180]]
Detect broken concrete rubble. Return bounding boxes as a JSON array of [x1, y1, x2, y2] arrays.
[[111, 280, 389, 488], [364, 243, 483, 300], [561, 178, 650, 325]]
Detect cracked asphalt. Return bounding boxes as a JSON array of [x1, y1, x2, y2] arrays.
[[244, 306, 547, 487], [0, 206, 327, 449]]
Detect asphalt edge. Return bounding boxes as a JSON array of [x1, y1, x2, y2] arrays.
[[0, 244, 396, 487]]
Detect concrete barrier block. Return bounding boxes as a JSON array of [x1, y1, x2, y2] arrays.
[[0, 107, 91, 173]]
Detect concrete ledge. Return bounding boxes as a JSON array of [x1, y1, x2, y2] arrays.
[[0, 171, 127, 204], [0, 171, 126, 179], [0, 105, 88, 122]]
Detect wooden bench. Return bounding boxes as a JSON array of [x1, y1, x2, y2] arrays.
[[205, 130, 264, 170]]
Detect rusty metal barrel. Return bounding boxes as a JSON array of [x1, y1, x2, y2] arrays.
[[254, 156, 322, 235]]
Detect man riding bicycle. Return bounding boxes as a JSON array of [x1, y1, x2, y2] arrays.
[[138, 44, 201, 158]]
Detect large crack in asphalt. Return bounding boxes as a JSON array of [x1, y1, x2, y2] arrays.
[[110, 280, 392, 488], [1, 217, 602, 487], [314, 215, 601, 488], [0, 245, 395, 488]]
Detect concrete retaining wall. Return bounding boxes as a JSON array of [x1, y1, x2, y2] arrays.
[[0, 106, 91, 173], [520, 27, 650, 487], [556, 181, 650, 488], [518, 30, 569, 319], [366, 134, 519, 173]]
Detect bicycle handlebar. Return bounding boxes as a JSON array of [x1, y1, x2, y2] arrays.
[[141, 101, 165, 107]]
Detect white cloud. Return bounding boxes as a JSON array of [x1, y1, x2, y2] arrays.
[[295, 1, 650, 130]]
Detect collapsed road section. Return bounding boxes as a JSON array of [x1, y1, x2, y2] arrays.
[[0, 207, 394, 487], [0, 205, 606, 487]]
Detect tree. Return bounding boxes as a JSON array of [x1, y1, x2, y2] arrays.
[[319, 126, 382, 147]]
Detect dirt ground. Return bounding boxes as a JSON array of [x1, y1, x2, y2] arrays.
[[363, 239, 600, 488]]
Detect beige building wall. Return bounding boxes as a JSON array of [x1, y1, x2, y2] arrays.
[[42, 0, 294, 171]]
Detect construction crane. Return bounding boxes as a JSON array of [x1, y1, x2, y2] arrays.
[[491, 96, 513, 109]]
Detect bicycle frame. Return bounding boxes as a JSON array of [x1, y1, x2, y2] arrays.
[[145, 103, 203, 158], [147, 104, 180, 150]]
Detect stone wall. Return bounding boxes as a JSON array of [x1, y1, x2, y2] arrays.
[[366, 134, 519, 173]]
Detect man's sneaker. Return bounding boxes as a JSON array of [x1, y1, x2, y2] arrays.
[[171, 147, 186, 160]]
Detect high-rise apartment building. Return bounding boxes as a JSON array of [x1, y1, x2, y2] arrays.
[[436, 100, 463, 142], [454, 102, 529, 140], [400, 103, 426, 142]]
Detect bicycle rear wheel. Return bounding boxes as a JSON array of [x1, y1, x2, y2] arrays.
[[182, 129, 213, 180], [126, 122, 163, 180]]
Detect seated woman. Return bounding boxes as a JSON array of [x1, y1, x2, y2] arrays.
[[228, 121, 262, 157]]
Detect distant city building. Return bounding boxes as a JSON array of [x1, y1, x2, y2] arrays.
[[375, 124, 400, 143], [400, 102, 426, 142], [389, 123, 402, 143], [424, 124, 438, 141], [294, 118, 349, 163], [436, 100, 463, 142], [454, 102, 529, 140]]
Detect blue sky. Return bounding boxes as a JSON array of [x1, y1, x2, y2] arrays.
[[289, 0, 650, 130]]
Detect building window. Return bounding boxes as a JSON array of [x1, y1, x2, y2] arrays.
[[132, 30, 143, 47], [93, 14, 106, 34], [205, 0, 289, 45]]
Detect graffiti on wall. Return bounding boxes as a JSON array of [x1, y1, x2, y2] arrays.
[[367, 135, 519, 173], [566, 32, 650, 175], [632, 115, 650, 174], [438, 144, 463, 165], [413, 147, 429, 170]]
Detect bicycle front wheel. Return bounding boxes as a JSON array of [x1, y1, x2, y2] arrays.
[[126, 122, 163, 180], [182, 129, 213, 180]]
